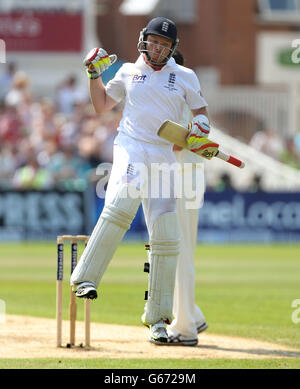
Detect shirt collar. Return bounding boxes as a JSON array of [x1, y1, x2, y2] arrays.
[[135, 55, 177, 71]]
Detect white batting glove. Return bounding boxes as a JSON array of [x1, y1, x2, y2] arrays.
[[186, 114, 218, 159], [188, 114, 210, 137], [83, 48, 117, 79]]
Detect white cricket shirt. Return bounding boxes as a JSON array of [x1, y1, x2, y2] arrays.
[[105, 55, 208, 145]]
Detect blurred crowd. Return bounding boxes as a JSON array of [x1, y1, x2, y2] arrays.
[[0, 63, 121, 191], [0, 63, 300, 193], [249, 128, 300, 170]]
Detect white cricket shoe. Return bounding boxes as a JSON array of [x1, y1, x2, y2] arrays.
[[196, 321, 208, 334], [75, 282, 97, 299], [148, 320, 168, 345], [167, 334, 198, 346]]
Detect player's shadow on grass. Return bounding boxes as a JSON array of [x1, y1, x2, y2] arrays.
[[197, 344, 300, 358]]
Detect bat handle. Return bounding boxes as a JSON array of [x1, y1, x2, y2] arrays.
[[216, 150, 245, 168]]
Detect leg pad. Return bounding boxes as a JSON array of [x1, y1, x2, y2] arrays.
[[143, 212, 180, 325]]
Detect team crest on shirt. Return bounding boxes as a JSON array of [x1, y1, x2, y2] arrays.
[[126, 163, 136, 175], [164, 73, 178, 91], [131, 73, 147, 83]]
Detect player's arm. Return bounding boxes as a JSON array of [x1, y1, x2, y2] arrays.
[[88, 76, 117, 114], [83, 48, 118, 114], [191, 106, 209, 121]]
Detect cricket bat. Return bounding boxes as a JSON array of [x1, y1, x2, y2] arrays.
[[158, 120, 245, 169]]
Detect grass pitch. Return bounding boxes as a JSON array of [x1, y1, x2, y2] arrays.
[[0, 241, 299, 369], [1, 358, 300, 369]]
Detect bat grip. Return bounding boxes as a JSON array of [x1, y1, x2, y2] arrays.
[[216, 150, 245, 168]]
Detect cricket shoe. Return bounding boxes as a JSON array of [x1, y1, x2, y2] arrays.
[[148, 320, 168, 345], [167, 334, 198, 347], [75, 282, 98, 299], [196, 321, 208, 334]]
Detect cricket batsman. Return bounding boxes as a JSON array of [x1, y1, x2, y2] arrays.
[[70, 17, 217, 345]]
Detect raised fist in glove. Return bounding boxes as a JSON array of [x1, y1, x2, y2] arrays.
[[83, 48, 117, 79], [186, 114, 219, 159]]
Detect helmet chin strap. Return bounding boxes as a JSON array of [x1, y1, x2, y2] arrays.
[[142, 53, 164, 70], [142, 53, 165, 70]]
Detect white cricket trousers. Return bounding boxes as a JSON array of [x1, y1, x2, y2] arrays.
[[106, 132, 178, 230]]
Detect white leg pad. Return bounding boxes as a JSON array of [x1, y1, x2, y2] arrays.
[[71, 184, 141, 287], [143, 212, 180, 325]]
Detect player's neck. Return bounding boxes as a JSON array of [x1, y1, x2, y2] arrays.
[[143, 54, 165, 71]]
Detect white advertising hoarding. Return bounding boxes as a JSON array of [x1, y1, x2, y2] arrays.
[[257, 32, 300, 84]]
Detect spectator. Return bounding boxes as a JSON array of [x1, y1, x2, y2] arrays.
[[5, 71, 31, 107], [55, 75, 88, 116], [214, 173, 234, 192], [77, 116, 103, 167], [0, 103, 24, 144], [294, 133, 300, 155], [248, 173, 264, 192], [12, 155, 53, 190], [0, 144, 20, 188], [94, 108, 121, 163], [249, 128, 284, 160], [0, 62, 17, 100], [46, 143, 90, 190], [28, 98, 58, 149], [280, 137, 300, 169], [36, 139, 59, 168]]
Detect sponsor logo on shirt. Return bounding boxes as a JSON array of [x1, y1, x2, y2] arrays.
[[131, 73, 147, 83], [164, 72, 177, 91]]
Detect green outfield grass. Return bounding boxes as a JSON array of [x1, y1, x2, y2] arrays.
[[1, 358, 300, 369], [0, 241, 300, 369]]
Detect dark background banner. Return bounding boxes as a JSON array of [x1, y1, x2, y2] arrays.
[[0, 190, 91, 240], [197, 191, 300, 242], [0, 12, 83, 52], [1, 190, 299, 242], [94, 190, 300, 243]]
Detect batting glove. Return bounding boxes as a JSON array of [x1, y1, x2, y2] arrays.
[[83, 48, 117, 79], [186, 114, 219, 159]]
